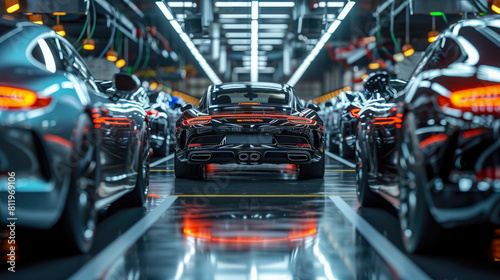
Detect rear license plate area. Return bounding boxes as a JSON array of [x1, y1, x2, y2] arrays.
[[225, 134, 273, 144]]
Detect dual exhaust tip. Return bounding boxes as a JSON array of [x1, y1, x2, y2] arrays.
[[238, 152, 261, 162]]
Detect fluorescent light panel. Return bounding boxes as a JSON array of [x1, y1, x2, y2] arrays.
[[168, 2, 194, 8], [222, 23, 288, 29], [220, 14, 290, 19], [250, 0, 259, 82], [226, 32, 285, 38], [287, 1, 355, 86], [215, 2, 295, 8], [156, 1, 222, 84], [319, 2, 345, 8]]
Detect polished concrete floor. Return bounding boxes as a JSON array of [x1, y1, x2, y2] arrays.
[[2, 155, 500, 280]]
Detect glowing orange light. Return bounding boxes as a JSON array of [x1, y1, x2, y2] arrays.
[[183, 226, 317, 243], [493, 0, 500, 14], [368, 62, 380, 69], [6, 0, 19, 13], [115, 59, 126, 68], [83, 39, 95, 50], [236, 119, 263, 122], [0, 86, 38, 108], [93, 117, 131, 125], [373, 117, 402, 125], [419, 134, 448, 149], [402, 43, 414, 57], [449, 85, 500, 109], [106, 50, 118, 62], [350, 108, 361, 118], [52, 24, 65, 36], [183, 116, 212, 126], [53, 12, 67, 16], [29, 14, 43, 25], [428, 30, 439, 43]]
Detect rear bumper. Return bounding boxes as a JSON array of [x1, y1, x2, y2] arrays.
[[177, 145, 323, 165]]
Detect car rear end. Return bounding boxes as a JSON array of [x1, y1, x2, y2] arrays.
[[0, 24, 79, 229], [177, 111, 324, 165]]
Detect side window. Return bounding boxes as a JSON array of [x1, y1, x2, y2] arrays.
[[407, 41, 440, 80], [422, 38, 464, 71], [30, 38, 64, 72], [58, 40, 90, 80]]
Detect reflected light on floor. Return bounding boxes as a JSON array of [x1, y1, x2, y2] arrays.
[[490, 229, 500, 261]]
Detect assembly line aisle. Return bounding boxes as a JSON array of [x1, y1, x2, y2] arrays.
[[2, 156, 500, 280]]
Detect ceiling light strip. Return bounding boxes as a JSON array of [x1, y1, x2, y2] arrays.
[[215, 1, 295, 8], [156, 1, 222, 84], [250, 0, 259, 82], [287, 1, 355, 86]]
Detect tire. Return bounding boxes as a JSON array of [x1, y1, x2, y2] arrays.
[[339, 122, 355, 159], [398, 114, 444, 253], [120, 127, 150, 207], [356, 123, 383, 207], [398, 115, 494, 254], [298, 151, 325, 179], [175, 151, 204, 179], [60, 113, 99, 254]]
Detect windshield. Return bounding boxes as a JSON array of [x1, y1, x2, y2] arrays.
[[210, 89, 289, 107]]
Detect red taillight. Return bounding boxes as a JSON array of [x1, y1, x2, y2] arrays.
[[146, 109, 159, 116], [450, 85, 500, 108], [350, 108, 360, 118], [439, 85, 500, 112], [419, 134, 448, 149], [188, 143, 202, 148], [296, 143, 312, 148], [93, 117, 131, 126], [287, 117, 316, 125], [372, 117, 402, 125], [183, 116, 212, 126], [0, 86, 51, 109]]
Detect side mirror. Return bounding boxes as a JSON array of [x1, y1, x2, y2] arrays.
[[307, 103, 321, 111], [181, 103, 194, 112], [113, 73, 140, 92]]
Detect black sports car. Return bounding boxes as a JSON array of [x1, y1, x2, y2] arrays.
[[325, 91, 367, 158], [357, 16, 500, 253], [356, 72, 408, 204], [0, 21, 149, 253], [113, 83, 170, 156], [148, 90, 176, 154], [175, 82, 325, 179]]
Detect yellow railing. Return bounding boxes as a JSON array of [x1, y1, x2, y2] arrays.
[[313, 86, 352, 104], [172, 91, 200, 105]]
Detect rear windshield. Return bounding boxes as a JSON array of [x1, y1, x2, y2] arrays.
[[210, 89, 289, 106]]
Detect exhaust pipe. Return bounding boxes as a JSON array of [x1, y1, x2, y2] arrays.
[[287, 153, 309, 162], [238, 152, 249, 162], [250, 152, 261, 162], [190, 153, 212, 162]]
